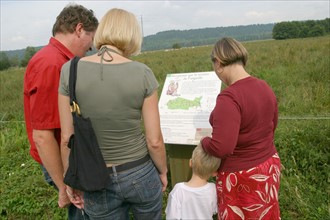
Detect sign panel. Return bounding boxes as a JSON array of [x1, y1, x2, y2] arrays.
[[159, 72, 221, 145]]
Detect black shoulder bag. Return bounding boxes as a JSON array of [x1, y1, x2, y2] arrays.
[[63, 56, 109, 191]]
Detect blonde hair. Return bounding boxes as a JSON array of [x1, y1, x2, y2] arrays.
[[212, 37, 248, 67], [191, 144, 221, 180], [94, 8, 142, 56]]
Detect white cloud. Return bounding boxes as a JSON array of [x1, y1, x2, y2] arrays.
[[33, 19, 52, 28], [11, 36, 25, 43], [195, 9, 222, 18], [246, 11, 266, 18], [0, 0, 329, 51]]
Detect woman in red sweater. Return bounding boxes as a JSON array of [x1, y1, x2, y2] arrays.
[[201, 37, 281, 220]]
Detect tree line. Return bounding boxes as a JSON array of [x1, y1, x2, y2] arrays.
[[0, 46, 37, 71], [142, 23, 274, 51], [273, 18, 329, 40], [1, 18, 329, 71]]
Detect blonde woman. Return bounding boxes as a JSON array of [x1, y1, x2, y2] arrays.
[[58, 8, 167, 219], [201, 37, 281, 219]]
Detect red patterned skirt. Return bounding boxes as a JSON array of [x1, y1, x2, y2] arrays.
[[217, 153, 281, 220]]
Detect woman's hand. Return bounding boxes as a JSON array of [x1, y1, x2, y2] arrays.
[[159, 173, 168, 192]]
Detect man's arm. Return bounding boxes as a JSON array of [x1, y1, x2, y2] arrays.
[[32, 129, 71, 208], [58, 93, 85, 209]]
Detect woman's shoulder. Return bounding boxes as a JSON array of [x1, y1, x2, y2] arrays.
[[60, 59, 71, 74], [128, 60, 150, 68], [126, 61, 154, 75], [80, 54, 100, 63]]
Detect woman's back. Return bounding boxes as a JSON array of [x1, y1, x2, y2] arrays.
[[218, 76, 278, 171], [60, 59, 159, 164]]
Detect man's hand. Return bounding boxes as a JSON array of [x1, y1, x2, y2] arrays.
[[58, 186, 71, 208], [66, 186, 84, 209]]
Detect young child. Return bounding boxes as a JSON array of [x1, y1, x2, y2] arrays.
[[165, 143, 221, 220]]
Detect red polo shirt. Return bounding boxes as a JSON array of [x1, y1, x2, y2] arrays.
[[23, 37, 74, 164]]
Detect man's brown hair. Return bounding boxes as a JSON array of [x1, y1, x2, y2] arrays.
[[52, 3, 98, 36]]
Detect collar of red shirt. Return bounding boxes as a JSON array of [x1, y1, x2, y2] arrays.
[[49, 37, 74, 59]]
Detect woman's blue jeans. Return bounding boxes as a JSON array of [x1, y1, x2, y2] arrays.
[[83, 159, 163, 220]]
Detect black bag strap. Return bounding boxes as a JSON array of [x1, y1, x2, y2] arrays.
[[69, 56, 81, 115], [69, 56, 81, 104]]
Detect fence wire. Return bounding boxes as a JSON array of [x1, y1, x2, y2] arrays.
[[1, 116, 330, 124]]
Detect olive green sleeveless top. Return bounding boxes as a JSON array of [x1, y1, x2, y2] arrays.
[[59, 55, 158, 164]]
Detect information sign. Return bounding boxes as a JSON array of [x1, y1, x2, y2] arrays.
[[159, 71, 222, 145]]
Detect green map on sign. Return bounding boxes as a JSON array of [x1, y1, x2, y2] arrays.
[[167, 96, 202, 110]]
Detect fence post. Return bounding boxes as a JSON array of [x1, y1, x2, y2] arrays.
[[166, 144, 195, 188]]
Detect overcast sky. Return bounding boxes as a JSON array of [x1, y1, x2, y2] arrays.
[[1, 0, 329, 51]]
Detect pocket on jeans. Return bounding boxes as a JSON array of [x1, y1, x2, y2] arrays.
[[84, 189, 108, 216], [132, 166, 162, 202]]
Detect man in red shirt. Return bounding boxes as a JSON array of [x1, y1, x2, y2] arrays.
[[23, 4, 98, 219]]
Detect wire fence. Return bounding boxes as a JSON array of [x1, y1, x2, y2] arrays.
[[278, 116, 330, 120], [1, 116, 330, 124]]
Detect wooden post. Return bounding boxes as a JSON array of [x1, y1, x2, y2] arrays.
[[166, 144, 195, 188]]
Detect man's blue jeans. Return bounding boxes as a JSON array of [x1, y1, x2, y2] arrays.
[[41, 166, 86, 220], [83, 159, 163, 220]]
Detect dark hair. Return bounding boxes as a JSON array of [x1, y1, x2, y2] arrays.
[[52, 3, 98, 36], [212, 37, 248, 67]]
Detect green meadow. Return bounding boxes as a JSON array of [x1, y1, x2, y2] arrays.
[[1, 36, 329, 219]]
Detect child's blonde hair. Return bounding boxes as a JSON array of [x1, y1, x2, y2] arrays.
[[191, 143, 221, 179]]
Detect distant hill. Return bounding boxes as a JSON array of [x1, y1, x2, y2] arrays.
[[142, 23, 274, 51], [2, 23, 274, 60], [4, 46, 43, 60]]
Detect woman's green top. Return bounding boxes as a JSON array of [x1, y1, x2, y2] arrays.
[[59, 59, 159, 164]]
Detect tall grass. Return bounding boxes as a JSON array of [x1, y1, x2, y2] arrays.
[[275, 120, 329, 219], [1, 36, 329, 219], [0, 67, 25, 121]]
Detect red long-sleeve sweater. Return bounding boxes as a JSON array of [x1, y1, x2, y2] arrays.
[[201, 76, 278, 172]]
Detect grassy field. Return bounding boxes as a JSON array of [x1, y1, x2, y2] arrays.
[[1, 36, 329, 219]]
